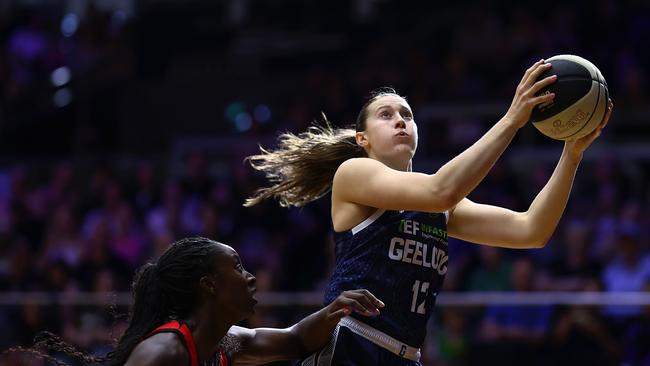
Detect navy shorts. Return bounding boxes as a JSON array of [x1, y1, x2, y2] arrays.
[[298, 325, 422, 366]]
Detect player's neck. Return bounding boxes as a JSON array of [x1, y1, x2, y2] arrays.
[[373, 156, 412, 171], [189, 308, 232, 362]]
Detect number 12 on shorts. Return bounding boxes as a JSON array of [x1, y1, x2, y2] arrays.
[[410, 280, 429, 314]]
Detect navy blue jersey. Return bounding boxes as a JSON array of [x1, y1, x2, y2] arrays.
[[298, 323, 421, 366], [324, 209, 449, 347]]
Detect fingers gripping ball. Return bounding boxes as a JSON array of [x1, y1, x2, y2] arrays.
[[530, 55, 609, 140]]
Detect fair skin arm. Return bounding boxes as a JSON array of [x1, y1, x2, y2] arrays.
[[334, 60, 556, 215], [448, 101, 613, 248], [228, 289, 384, 366]]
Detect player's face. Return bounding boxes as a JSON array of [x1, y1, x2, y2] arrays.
[[211, 244, 258, 319], [359, 95, 418, 170]]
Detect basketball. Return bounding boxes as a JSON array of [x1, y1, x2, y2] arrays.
[[530, 54, 609, 140]]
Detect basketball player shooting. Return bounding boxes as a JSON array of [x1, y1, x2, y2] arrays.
[[245, 59, 613, 365]]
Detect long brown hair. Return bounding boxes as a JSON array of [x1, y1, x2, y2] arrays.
[[245, 87, 403, 208]]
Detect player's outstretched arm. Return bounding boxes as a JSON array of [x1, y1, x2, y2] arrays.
[[448, 100, 613, 248], [228, 289, 384, 366], [334, 60, 557, 213]]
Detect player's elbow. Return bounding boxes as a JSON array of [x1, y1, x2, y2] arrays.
[[428, 186, 463, 212], [427, 175, 465, 211], [528, 236, 550, 249], [519, 214, 552, 248], [434, 189, 465, 212], [522, 230, 552, 249]]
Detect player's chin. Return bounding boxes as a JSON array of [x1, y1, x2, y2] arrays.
[[394, 145, 416, 158]]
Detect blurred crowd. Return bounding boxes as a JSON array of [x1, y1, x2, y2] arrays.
[[1, 0, 650, 365], [2, 150, 650, 365], [1, 1, 650, 155]]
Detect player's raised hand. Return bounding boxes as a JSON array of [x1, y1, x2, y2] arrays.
[[565, 99, 613, 156], [325, 289, 385, 321], [505, 59, 557, 128]]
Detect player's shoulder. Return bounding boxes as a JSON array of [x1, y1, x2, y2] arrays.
[[124, 332, 188, 366], [335, 158, 384, 182], [338, 157, 383, 170], [226, 325, 254, 346]]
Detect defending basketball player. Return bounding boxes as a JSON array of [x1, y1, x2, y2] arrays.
[[3, 237, 384, 366], [245, 59, 613, 365], [120, 237, 383, 366]]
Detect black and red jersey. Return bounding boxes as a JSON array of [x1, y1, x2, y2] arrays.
[[144, 319, 230, 366]]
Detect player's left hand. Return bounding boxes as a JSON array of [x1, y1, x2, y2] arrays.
[[565, 98, 613, 156], [325, 289, 385, 321]]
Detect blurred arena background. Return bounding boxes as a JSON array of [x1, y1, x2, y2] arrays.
[[1, 0, 650, 365]]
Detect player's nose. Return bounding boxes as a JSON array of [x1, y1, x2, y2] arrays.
[[394, 116, 406, 129]]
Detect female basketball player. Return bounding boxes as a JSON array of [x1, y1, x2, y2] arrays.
[[120, 237, 383, 366], [4, 237, 383, 366], [245, 59, 614, 365]]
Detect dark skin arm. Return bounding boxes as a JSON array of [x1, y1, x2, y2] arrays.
[[123, 290, 383, 366], [229, 289, 384, 366]]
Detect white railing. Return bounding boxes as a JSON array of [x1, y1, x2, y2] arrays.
[[2, 292, 650, 306]]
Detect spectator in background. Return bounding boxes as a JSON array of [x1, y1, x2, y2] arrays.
[[8, 166, 46, 249], [128, 160, 160, 221], [466, 245, 512, 292], [590, 157, 621, 262], [40, 204, 83, 269], [472, 257, 553, 366], [4, 237, 36, 291], [551, 303, 620, 366], [42, 162, 78, 215], [537, 218, 602, 291], [146, 180, 183, 239], [601, 222, 650, 336], [5, 10, 51, 98], [622, 282, 650, 366], [426, 309, 468, 366], [76, 215, 131, 291], [181, 151, 213, 199], [110, 205, 147, 269]]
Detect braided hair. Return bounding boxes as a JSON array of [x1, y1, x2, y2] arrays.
[[2, 237, 221, 366]]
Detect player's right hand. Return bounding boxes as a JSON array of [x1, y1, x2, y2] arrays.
[[505, 59, 558, 128], [565, 98, 613, 157], [325, 289, 385, 321]]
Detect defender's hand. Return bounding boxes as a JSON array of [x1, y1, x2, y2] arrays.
[[325, 289, 385, 321]]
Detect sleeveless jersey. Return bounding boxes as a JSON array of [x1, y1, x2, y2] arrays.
[[324, 209, 449, 347], [144, 320, 230, 366]]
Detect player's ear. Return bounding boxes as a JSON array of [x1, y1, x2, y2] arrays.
[[356, 131, 368, 148], [200, 275, 218, 294]]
